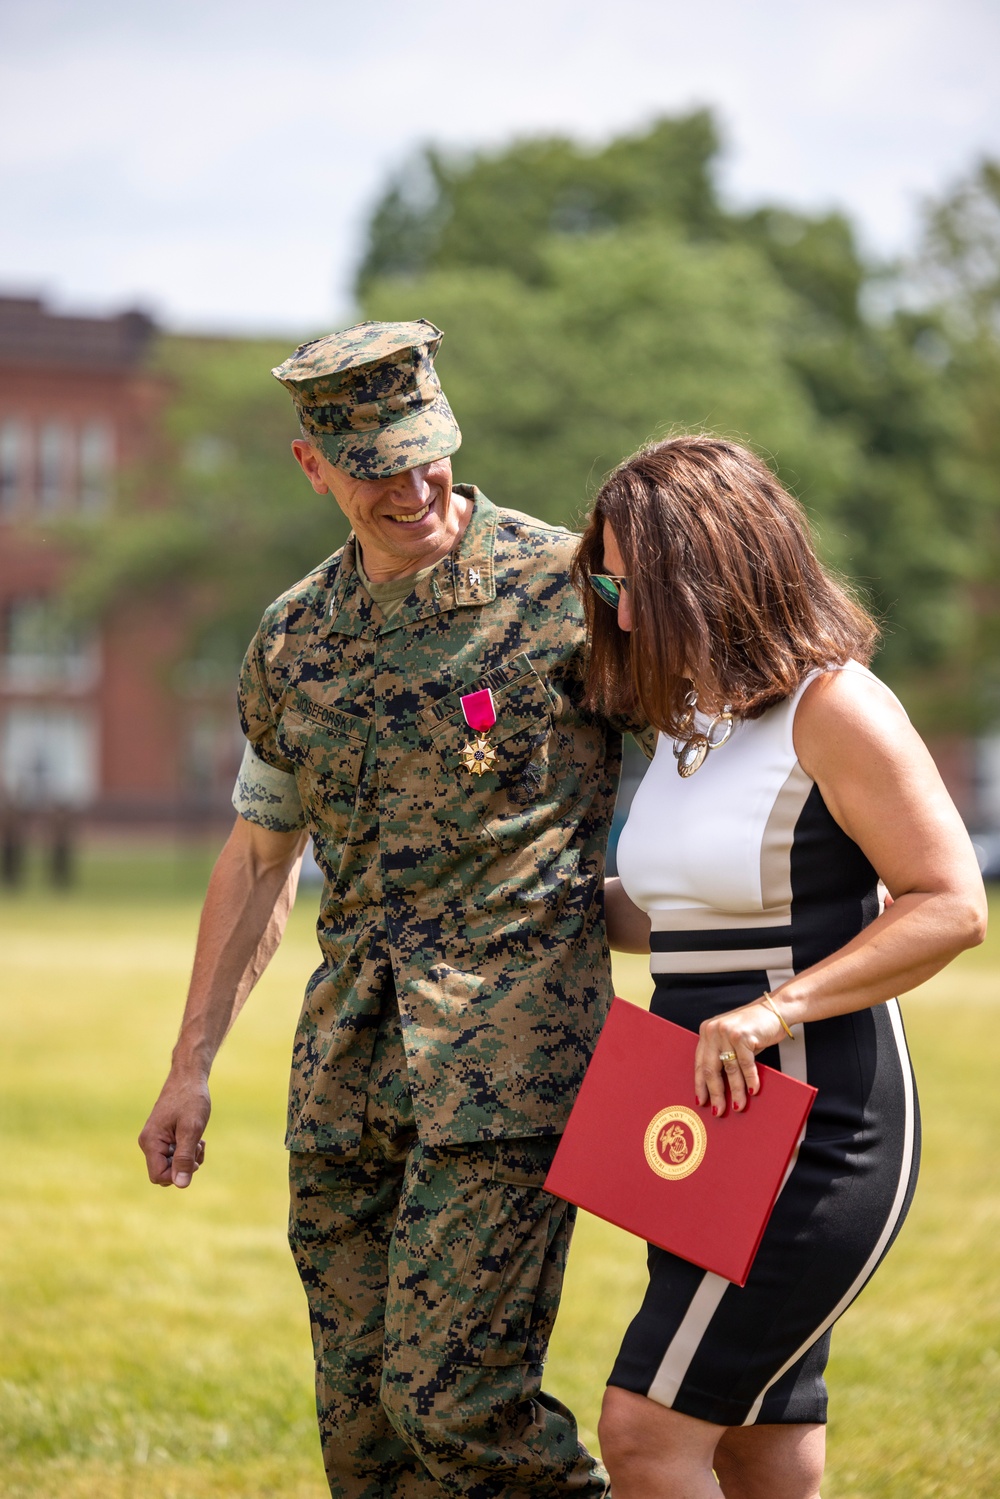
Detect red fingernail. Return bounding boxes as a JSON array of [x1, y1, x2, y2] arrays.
[[712, 1106, 718, 1116]]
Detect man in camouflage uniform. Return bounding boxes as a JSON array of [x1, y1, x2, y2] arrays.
[[139, 321, 623, 1499]]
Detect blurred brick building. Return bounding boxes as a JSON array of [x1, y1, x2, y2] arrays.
[[0, 295, 240, 836]]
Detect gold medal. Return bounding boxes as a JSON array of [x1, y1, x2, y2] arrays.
[[458, 688, 498, 776], [460, 736, 497, 775]]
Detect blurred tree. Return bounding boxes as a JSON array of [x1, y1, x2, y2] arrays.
[[68, 334, 348, 668], [366, 229, 855, 531], [69, 121, 999, 729], [918, 158, 1000, 332], [752, 235, 982, 687], [906, 159, 1000, 723], [357, 112, 724, 290], [359, 120, 989, 713]]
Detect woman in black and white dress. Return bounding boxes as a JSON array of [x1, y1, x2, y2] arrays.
[[573, 437, 986, 1499]]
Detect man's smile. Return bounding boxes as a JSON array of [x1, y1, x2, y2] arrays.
[[388, 502, 433, 524]]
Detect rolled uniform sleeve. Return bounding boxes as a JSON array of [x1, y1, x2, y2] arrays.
[[232, 742, 306, 831]]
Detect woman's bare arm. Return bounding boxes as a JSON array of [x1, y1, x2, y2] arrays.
[[697, 671, 987, 1114], [605, 875, 652, 953]]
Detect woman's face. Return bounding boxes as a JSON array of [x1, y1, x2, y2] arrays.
[[602, 521, 632, 632]]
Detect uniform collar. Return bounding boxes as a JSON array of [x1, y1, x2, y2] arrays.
[[323, 485, 497, 637]]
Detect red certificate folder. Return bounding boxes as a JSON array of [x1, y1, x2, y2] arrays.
[[545, 998, 817, 1285]]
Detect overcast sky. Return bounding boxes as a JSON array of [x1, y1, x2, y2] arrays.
[[1, 0, 998, 336]]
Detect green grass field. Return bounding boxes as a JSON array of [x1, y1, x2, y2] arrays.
[[2, 855, 999, 1497]]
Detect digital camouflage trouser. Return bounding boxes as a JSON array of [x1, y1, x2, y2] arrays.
[[288, 1002, 609, 1499]]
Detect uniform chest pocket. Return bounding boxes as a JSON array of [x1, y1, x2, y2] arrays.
[[421, 656, 556, 847], [276, 698, 370, 841]]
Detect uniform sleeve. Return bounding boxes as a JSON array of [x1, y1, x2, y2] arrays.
[[237, 631, 297, 774], [232, 741, 306, 832], [632, 724, 659, 760]]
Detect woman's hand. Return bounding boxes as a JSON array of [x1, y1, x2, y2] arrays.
[[695, 1000, 787, 1116]]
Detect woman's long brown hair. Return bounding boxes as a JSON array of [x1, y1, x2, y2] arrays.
[[572, 436, 879, 735]]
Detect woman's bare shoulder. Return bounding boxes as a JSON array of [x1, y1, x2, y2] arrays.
[[793, 666, 915, 783]]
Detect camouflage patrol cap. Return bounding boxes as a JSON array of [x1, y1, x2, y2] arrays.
[[271, 318, 461, 480]]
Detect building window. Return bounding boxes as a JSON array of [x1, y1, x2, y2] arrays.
[[79, 421, 115, 513], [2, 597, 99, 692], [1, 705, 98, 809], [0, 418, 25, 516], [38, 421, 72, 513]]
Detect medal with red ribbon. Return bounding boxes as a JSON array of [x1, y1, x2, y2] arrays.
[[458, 688, 498, 775]]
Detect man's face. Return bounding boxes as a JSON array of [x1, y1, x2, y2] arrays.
[[292, 442, 470, 582]]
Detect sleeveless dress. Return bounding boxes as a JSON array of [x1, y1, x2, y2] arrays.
[[611, 663, 920, 1427]]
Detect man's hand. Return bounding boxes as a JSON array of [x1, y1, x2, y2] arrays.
[[139, 1073, 211, 1188], [136, 814, 306, 1192]]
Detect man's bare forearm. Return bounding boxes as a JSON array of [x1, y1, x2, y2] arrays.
[[172, 815, 308, 1077], [139, 815, 307, 1188]]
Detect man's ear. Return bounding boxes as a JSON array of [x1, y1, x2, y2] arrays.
[[291, 439, 331, 495]]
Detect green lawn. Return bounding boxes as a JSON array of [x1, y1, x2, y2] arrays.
[[1, 860, 998, 1497]]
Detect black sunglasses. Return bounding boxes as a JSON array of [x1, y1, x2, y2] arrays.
[[588, 573, 630, 608]]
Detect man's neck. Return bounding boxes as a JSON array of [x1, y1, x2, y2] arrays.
[[355, 488, 475, 583], [355, 548, 437, 590]]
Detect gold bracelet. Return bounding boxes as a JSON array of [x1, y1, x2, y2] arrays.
[[762, 991, 795, 1039]]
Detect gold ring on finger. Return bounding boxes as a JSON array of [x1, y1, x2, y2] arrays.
[[719, 1050, 737, 1064]]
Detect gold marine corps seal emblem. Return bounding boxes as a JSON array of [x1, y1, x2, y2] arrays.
[[643, 1105, 707, 1181]]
